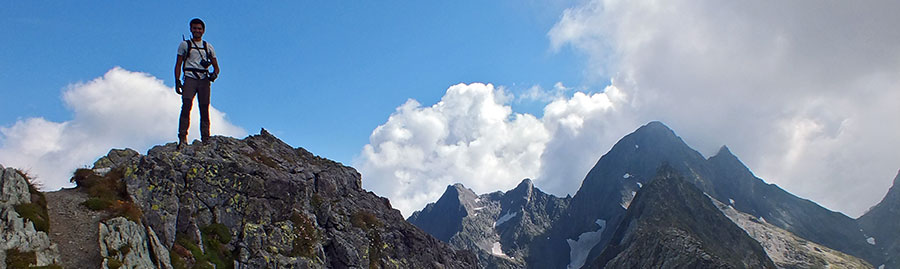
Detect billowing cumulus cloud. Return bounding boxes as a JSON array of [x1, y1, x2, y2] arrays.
[[548, 0, 900, 217], [0, 67, 245, 190], [356, 83, 632, 217], [357, 83, 548, 216]]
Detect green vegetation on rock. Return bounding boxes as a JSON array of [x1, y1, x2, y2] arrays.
[[172, 224, 235, 269], [352, 210, 385, 269], [6, 248, 36, 268], [12, 169, 51, 233], [72, 167, 142, 223], [290, 212, 319, 259]]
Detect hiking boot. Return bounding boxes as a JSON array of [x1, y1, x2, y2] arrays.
[[177, 137, 188, 149]]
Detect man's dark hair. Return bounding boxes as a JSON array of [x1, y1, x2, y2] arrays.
[[190, 18, 205, 29]]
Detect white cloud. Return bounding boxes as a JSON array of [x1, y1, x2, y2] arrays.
[[549, 0, 900, 217], [356, 82, 633, 217], [518, 82, 572, 103], [0, 67, 245, 190], [357, 83, 550, 216]]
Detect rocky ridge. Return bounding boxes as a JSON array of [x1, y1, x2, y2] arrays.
[[409, 178, 569, 268], [116, 129, 476, 268], [2, 129, 478, 268]]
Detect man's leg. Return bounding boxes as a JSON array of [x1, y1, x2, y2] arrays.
[[179, 78, 200, 145], [197, 79, 211, 142]]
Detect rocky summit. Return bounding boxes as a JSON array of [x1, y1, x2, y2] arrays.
[[1, 129, 478, 268]]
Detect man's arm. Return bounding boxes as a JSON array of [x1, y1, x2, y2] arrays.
[[211, 57, 220, 76], [174, 55, 184, 94], [174, 54, 184, 80]]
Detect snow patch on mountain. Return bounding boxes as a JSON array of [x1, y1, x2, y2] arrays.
[[494, 211, 518, 228], [491, 242, 509, 258], [566, 219, 606, 269]]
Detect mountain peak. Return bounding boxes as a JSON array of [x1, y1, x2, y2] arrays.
[[717, 145, 733, 156], [632, 121, 677, 139]]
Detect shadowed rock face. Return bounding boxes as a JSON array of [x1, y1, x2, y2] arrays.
[[408, 184, 478, 242], [95, 129, 477, 268], [858, 170, 900, 268], [591, 166, 776, 269]]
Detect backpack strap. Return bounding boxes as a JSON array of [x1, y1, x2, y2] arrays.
[[183, 40, 206, 79], [202, 41, 209, 61], [183, 40, 192, 59]]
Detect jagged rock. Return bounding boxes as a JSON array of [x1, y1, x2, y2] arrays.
[[98, 217, 172, 269], [0, 166, 61, 268], [0, 167, 30, 206], [409, 178, 569, 268], [713, 198, 873, 268], [591, 166, 776, 268], [87, 130, 478, 268]]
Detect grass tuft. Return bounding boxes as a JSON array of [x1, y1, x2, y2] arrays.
[[5, 248, 36, 268], [290, 212, 319, 259], [351, 211, 384, 269], [71, 167, 142, 223], [12, 169, 50, 233]]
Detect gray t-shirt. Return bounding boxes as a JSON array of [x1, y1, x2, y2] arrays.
[[177, 40, 216, 79]]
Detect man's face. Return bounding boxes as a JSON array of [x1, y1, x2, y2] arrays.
[[191, 23, 204, 39]]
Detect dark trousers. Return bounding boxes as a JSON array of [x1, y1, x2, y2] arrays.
[[179, 77, 211, 140]]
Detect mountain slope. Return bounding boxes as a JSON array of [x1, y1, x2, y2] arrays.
[[591, 166, 775, 268], [713, 198, 873, 268], [707, 146, 878, 263], [858, 170, 900, 268]]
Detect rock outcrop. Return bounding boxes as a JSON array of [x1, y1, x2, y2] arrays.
[[88, 129, 478, 268], [0, 165, 61, 268], [591, 166, 775, 268], [98, 217, 172, 269]]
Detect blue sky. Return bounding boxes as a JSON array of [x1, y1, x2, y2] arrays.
[[2, 1, 899, 218], [1, 1, 587, 164]]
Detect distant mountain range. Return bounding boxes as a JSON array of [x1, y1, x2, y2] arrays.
[[410, 121, 895, 268]]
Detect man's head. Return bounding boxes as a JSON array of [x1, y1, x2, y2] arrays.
[[190, 18, 205, 40]]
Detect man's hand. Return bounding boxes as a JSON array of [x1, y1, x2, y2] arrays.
[[175, 79, 183, 95]]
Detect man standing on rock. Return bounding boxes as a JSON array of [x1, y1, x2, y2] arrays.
[[174, 18, 219, 147]]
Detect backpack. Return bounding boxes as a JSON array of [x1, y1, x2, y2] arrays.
[[183, 39, 211, 79]]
